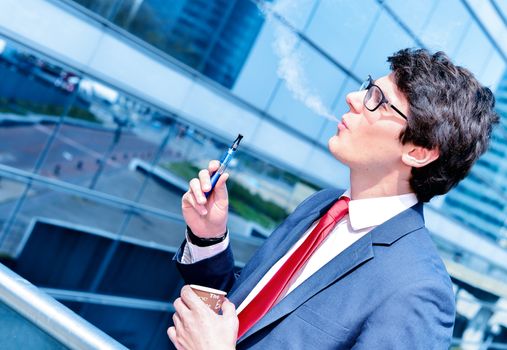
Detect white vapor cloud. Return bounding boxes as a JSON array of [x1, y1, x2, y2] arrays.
[[259, 0, 338, 122]]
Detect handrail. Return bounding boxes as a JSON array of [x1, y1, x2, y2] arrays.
[[0, 262, 127, 350]]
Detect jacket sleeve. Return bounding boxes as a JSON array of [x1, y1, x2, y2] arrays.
[[173, 239, 238, 293], [351, 278, 455, 350], [172, 188, 342, 294]]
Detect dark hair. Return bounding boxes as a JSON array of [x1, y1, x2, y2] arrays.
[[388, 48, 499, 202]]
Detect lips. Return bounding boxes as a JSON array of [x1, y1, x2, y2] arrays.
[[338, 120, 348, 131]]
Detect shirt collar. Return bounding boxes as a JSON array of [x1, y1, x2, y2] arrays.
[[341, 190, 418, 231]]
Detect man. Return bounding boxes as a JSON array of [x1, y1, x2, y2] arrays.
[[167, 49, 499, 349]]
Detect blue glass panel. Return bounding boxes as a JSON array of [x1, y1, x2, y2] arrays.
[[97, 241, 182, 301], [419, 0, 469, 55], [270, 0, 317, 31], [3, 184, 126, 257], [71, 0, 120, 19], [492, 0, 507, 18], [453, 22, 493, 78], [305, 0, 380, 70], [0, 41, 80, 173], [75, 0, 264, 88], [480, 51, 506, 91], [6, 221, 111, 291], [0, 178, 24, 240], [385, 0, 437, 36], [232, 20, 280, 109], [352, 10, 415, 80]]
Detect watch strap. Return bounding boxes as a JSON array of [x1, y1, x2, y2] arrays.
[[186, 226, 228, 247]]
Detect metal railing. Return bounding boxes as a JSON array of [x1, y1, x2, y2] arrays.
[[0, 262, 127, 350]]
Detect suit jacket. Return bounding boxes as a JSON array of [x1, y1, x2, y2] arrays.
[[175, 188, 455, 349]]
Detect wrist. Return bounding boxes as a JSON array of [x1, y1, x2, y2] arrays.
[[187, 226, 228, 247]]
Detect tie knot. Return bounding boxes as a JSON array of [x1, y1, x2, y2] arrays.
[[327, 197, 350, 222]]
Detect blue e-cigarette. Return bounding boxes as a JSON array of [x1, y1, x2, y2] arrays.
[[205, 134, 243, 197]]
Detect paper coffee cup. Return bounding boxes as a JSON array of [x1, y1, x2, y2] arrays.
[[189, 284, 227, 314]]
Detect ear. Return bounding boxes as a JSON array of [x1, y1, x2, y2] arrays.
[[401, 144, 439, 168]]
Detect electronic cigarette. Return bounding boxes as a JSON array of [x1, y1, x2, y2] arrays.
[[205, 134, 243, 197]]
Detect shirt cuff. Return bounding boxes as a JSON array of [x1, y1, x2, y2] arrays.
[[180, 229, 230, 264]]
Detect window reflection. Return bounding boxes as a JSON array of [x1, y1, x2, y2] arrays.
[[352, 9, 415, 79], [0, 40, 80, 172], [418, 0, 469, 54], [72, 0, 121, 19], [0, 178, 25, 236], [305, 0, 380, 70], [452, 22, 493, 78], [73, 0, 267, 88], [232, 19, 280, 109], [385, 0, 437, 36], [0, 34, 322, 246]]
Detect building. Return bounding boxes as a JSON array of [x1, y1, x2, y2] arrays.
[[0, 0, 506, 348], [73, 0, 267, 88], [442, 70, 507, 244]]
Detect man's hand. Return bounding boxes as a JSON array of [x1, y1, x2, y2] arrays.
[[168, 285, 238, 350], [182, 160, 229, 237]]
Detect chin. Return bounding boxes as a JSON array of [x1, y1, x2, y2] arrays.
[[328, 137, 343, 160], [328, 134, 341, 150]]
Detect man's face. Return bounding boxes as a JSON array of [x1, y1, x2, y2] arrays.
[[328, 73, 410, 172]]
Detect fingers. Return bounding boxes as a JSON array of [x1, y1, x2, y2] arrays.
[[167, 326, 176, 341], [180, 285, 209, 311], [182, 160, 227, 214], [199, 169, 211, 193], [167, 327, 181, 349], [221, 298, 236, 317], [183, 177, 208, 215], [182, 191, 207, 216], [215, 171, 229, 188], [189, 178, 207, 205], [173, 297, 190, 317], [172, 312, 182, 329], [208, 160, 220, 173]]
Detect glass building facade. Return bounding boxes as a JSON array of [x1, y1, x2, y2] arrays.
[[442, 70, 507, 245], [73, 0, 267, 88], [0, 0, 506, 348]]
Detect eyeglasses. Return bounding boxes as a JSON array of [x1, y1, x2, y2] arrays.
[[359, 75, 408, 121]]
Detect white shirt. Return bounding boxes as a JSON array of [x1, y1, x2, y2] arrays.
[[181, 191, 418, 314]]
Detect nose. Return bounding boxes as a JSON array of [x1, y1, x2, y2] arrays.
[[345, 90, 364, 114]]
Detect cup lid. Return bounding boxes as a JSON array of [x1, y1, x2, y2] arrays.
[[189, 284, 227, 295]]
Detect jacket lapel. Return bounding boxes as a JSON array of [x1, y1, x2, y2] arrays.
[[236, 201, 425, 344], [370, 202, 425, 245], [237, 232, 374, 343], [228, 190, 345, 306]]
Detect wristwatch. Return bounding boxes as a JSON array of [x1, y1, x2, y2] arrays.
[[186, 226, 228, 247]]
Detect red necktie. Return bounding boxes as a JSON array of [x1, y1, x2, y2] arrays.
[[237, 197, 350, 339]]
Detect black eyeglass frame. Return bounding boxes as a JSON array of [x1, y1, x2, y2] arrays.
[[360, 75, 408, 121]]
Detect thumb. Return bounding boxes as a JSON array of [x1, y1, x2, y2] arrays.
[[221, 298, 236, 316]]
